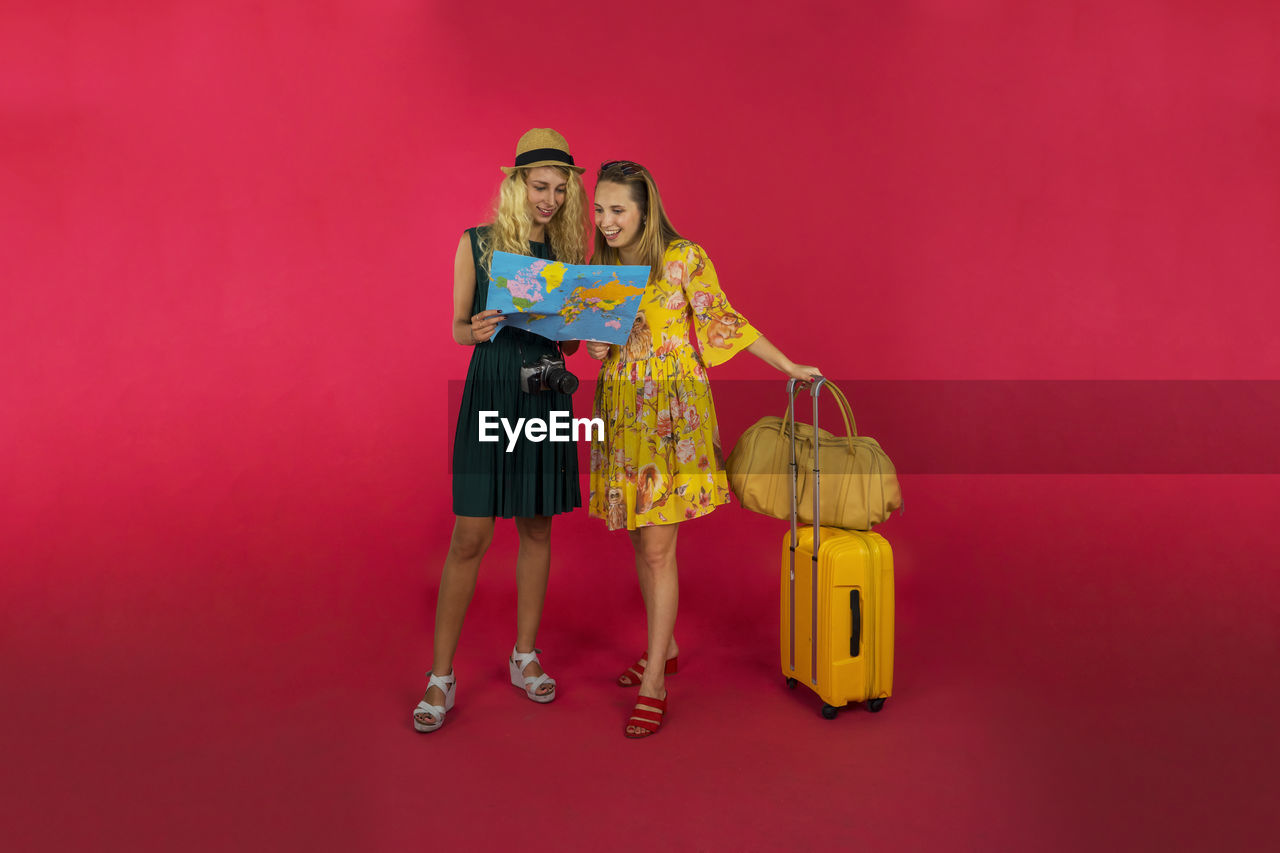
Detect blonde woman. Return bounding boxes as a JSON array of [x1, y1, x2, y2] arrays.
[[587, 160, 821, 737], [413, 129, 589, 733]]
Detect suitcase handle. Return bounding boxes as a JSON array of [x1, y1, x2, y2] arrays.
[[780, 379, 858, 452], [787, 376, 828, 555], [788, 377, 826, 684], [850, 589, 862, 657]]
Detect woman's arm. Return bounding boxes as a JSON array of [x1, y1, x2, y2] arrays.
[[453, 234, 501, 345], [746, 335, 822, 382]]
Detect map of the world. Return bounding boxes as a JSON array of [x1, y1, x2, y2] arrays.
[[487, 251, 650, 344]]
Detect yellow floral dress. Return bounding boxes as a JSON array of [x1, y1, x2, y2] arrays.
[[589, 240, 759, 530]]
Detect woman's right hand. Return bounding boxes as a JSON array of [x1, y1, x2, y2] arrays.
[[470, 309, 503, 344], [586, 341, 611, 360]]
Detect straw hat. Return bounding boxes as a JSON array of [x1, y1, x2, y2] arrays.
[[500, 128, 585, 175]]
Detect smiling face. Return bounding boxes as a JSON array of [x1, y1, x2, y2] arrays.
[[524, 166, 568, 228], [593, 180, 644, 255]]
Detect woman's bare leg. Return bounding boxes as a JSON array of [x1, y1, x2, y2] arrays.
[[415, 515, 494, 726], [628, 523, 679, 735], [626, 528, 679, 678], [512, 515, 553, 695]]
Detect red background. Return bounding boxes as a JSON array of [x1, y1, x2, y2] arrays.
[[3, 1, 1278, 850]]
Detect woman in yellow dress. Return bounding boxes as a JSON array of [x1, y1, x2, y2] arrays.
[[586, 160, 822, 737]]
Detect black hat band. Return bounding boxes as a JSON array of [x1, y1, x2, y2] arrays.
[[514, 148, 576, 168]]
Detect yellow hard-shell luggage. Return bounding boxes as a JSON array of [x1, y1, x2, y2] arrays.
[[782, 524, 894, 716], [779, 379, 895, 718]]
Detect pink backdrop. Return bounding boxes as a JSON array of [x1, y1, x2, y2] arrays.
[[3, 1, 1278, 850]]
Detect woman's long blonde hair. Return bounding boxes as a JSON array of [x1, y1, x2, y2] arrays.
[[477, 167, 588, 271], [591, 162, 683, 280]]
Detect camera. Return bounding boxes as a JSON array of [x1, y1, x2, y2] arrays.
[[520, 354, 578, 395]]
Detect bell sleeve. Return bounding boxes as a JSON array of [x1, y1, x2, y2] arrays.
[[679, 243, 760, 367]]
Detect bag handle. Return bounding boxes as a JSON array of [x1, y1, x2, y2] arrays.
[[780, 378, 859, 452], [824, 382, 859, 437]]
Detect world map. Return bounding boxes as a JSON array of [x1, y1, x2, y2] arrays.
[[488, 251, 650, 344]]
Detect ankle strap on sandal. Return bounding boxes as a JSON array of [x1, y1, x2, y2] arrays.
[[511, 647, 543, 669], [426, 671, 455, 691]]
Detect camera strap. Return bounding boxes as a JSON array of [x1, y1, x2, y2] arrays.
[[516, 336, 564, 366]]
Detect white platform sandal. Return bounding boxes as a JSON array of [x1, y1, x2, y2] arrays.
[[412, 671, 456, 733], [509, 647, 556, 703]]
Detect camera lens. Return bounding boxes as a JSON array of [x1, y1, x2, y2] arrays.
[[544, 365, 578, 395]]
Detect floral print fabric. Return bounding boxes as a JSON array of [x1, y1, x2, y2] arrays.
[[589, 240, 759, 530]]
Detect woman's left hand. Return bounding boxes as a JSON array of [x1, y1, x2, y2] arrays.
[[787, 364, 823, 382]]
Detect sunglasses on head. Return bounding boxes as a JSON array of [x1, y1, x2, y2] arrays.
[[599, 160, 644, 176]]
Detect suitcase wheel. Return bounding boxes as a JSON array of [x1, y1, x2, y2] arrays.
[[785, 678, 798, 689], [867, 698, 886, 713], [821, 704, 838, 720]]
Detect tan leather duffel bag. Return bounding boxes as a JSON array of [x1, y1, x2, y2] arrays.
[[726, 379, 902, 530]]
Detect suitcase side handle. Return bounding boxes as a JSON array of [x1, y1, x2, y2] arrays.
[[850, 589, 862, 658]]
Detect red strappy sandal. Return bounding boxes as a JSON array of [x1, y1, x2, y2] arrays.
[[625, 692, 668, 738], [616, 654, 678, 687]]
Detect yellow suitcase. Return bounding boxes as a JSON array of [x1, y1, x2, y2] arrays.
[[782, 524, 894, 717], [779, 378, 895, 718]]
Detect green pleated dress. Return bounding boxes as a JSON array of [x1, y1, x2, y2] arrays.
[[452, 227, 582, 518]]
